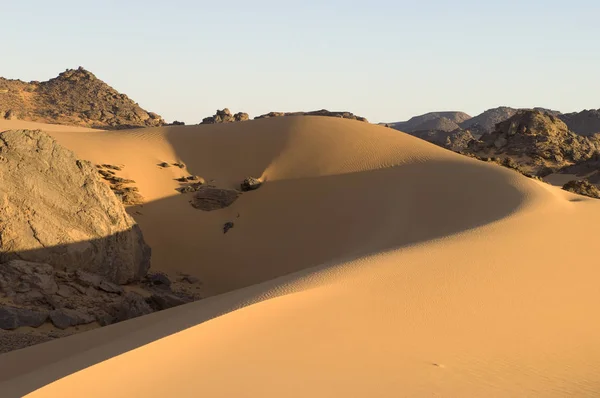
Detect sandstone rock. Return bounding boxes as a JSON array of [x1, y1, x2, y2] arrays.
[[190, 187, 240, 211], [240, 177, 262, 192], [0, 130, 151, 284], [0, 306, 48, 330]]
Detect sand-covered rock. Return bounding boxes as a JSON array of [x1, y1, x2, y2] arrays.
[[0, 129, 151, 284]]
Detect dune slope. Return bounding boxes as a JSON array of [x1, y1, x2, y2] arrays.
[[1, 117, 600, 397]]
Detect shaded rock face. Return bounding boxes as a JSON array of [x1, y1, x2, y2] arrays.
[[466, 110, 600, 175], [559, 109, 600, 137], [459, 107, 517, 135], [411, 129, 476, 152], [0, 129, 151, 284], [201, 108, 249, 124], [190, 187, 241, 211], [0, 67, 165, 129], [0, 260, 195, 333], [562, 179, 600, 199], [389, 111, 471, 133], [255, 109, 368, 122]]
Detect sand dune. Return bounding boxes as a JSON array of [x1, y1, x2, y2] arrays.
[[1, 117, 600, 397]]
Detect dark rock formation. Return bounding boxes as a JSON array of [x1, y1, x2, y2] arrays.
[[223, 222, 234, 234], [0, 130, 151, 284], [201, 108, 249, 124], [466, 110, 600, 176], [255, 109, 368, 122], [0, 67, 165, 129], [388, 111, 471, 133], [411, 129, 476, 152], [0, 307, 48, 330], [190, 187, 241, 211], [558, 109, 600, 137], [240, 177, 262, 192], [562, 179, 600, 199]]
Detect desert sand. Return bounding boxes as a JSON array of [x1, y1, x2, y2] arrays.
[[1, 116, 600, 397]]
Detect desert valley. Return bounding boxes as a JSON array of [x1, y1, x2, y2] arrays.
[[0, 66, 599, 397]]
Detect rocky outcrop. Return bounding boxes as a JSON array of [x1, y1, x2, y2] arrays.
[[466, 110, 600, 175], [558, 109, 600, 137], [411, 129, 476, 152], [190, 187, 240, 211], [255, 109, 368, 122], [0, 129, 151, 284], [562, 179, 600, 199], [201, 109, 249, 124], [0, 260, 196, 332], [459, 107, 517, 135], [388, 111, 471, 133], [240, 177, 262, 192], [0, 67, 165, 129]]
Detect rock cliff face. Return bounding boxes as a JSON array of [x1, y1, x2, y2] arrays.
[[0, 129, 151, 284], [558, 109, 600, 137], [0, 67, 164, 129], [467, 110, 600, 175]]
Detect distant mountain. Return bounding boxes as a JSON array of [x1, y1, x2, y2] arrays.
[[389, 111, 471, 133], [411, 117, 462, 133], [0, 67, 164, 129], [459, 107, 518, 135], [558, 109, 600, 137]]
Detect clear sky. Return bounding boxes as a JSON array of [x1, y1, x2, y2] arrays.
[[2, 0, 599, 123]]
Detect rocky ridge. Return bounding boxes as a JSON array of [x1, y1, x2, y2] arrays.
[[0, 67, 164, 129]]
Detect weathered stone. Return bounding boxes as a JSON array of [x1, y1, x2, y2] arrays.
[[562, 179, 600, 199], [0, 130, 151, 284], [111, 292, 153, 323], [0, 306, 48, 330], [146, 292, 190, 311], [190, 187, 240, 211], [0, 67, 165, 129], [49, 308, 95, 329], [223, 222, 234, 234], [240, 177, 262, 192]]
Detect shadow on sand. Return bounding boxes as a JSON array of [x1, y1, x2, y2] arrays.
[[0, 123, 528, 397]]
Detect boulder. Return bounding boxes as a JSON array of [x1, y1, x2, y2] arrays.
[[0, 130, 151, 284], [190, 187, 240, 211], [49, 308, 95, 329], [110, 292, 153, 323], [200, 109, 250, 124], [0, 306, 48, 330], [240, 177, 262, 192]]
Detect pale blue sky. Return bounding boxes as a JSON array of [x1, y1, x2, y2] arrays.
[[2, 1, 599, 123]]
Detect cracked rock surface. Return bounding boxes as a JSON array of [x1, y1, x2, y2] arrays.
[[0, 129, 150, 284]]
